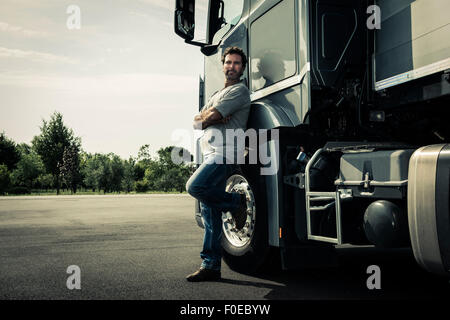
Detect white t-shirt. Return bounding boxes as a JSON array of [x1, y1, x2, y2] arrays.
[[199, 81, 251, 163]]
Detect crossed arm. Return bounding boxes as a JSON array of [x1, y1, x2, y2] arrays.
[[193, 107, 231, 130]]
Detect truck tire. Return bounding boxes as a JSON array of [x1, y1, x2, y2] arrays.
[[221, 165, 275, 274]]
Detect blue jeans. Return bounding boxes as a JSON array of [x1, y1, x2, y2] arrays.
[[186, 155, 242, 271]]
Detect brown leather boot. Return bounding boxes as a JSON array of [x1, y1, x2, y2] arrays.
[[186, 268, 221, 282]]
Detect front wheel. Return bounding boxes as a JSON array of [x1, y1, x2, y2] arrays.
[[221, 166, 275, 274]]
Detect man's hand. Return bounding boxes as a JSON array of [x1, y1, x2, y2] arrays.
[[222, 115, 231, 124]]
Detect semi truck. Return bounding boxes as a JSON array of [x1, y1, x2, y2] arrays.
[[174, 0, 450, 277]]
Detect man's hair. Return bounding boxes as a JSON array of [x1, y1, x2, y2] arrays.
[[221, 46, 247, 71]]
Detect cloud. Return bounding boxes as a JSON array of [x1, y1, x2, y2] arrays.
[[137, 0, 206, 12], [0, 21, 48, 38], [129, 10, 153, 19], [0, 47, 77, 64], [138, 0, 174, 11], [105, 47, 133, 54], [129, 9, 173, 29], [0, 71, 197, 96]]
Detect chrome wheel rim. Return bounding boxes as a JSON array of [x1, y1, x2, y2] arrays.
[[222, 174, 256, 248]]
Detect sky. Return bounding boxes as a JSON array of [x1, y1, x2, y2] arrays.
[[0, 0, 206, 160]]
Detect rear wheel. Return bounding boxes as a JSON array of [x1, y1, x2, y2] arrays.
[[221, 165, 275, 274]]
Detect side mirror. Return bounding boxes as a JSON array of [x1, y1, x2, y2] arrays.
[[174, 0, 215, 51], [174, 0, 195, 41]]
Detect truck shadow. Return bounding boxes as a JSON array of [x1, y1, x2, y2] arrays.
[[222, 247, 450, 300]]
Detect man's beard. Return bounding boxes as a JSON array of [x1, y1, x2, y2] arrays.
[[226, 70, 241, 80]]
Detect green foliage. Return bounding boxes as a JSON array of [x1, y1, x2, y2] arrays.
[[134, 179, 149, 193], [81, 153, 109, 193], [133, 161, 147, 181], [32, 111, 81, 194], [81, 153, 127, 193], [36, 173, 54, 190], [97, 154, 112, 193], [81, 153, 101, 192], [143, 146, 194, 192], [8, 186, 31, 195], [1, 117, 195, 195], [81, 145, 192, 194], [137, 144, 151, 162], [122, 157, 135, 193], [59, 141, 82, 193], [0, 132, 20, 171], [0, 164, 11, 195], [142, 160, 159, 191], [10, 150, 45, 189], [110, 154, 124, 192], [16, 143, 32, 155]]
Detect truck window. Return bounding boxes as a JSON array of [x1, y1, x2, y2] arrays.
[[212, 0, 245, 43], [250, 0, 296, 92]]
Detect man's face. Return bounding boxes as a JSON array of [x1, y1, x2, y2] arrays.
[[223, 53, 244, 81]]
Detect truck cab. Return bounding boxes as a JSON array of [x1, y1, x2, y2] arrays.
[[175, 0, 450, 277]]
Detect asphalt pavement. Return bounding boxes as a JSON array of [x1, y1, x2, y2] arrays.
[[0, 194, 449, 300]]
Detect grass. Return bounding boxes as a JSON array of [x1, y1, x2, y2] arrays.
[[3, 188, 187, 196]]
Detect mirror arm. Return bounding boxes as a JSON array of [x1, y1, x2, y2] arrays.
[[184, 41, 218, 56], [200, 44, 219, 56]]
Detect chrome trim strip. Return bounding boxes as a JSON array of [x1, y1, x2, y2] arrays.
[[299, 62, 311, 82], [375, 57, 450, 91], [334, 180, 408, 187]]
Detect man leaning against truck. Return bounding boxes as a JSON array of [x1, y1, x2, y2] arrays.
[[185, 46, 251, 282]]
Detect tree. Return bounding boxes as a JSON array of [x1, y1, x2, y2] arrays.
[[59, 140, 82, 194], [16, 143, 32, 156], [10, 151, 45, 190], [135, 179, 149, 193], [140, 158, 159, 191], [0, 132, 20, 171], [82, 153, 103, 192], [122, 157, 135, 193], [32, 112, 79, 195], [36, 173, 54, 191], [0, 164, 10, 195], [137, 144, 151, 163], [134, 144, 153, 188], [156, 163, 193, 193], [97, 154, 112, 193], [145, 146, 194, 193], [83, 153, 115, 194], [134, 161, 147, 181], [77, 151, 89, 190], [109, 154, 124, 192]]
